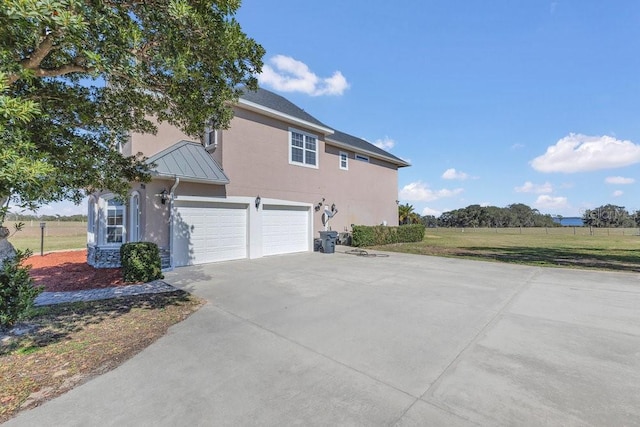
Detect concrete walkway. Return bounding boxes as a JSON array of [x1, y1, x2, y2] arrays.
[[6, 251, 640, 426], [34, 281, 179, 306]]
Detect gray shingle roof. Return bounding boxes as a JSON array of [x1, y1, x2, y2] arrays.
[[146, 141, 229, 184], [240, 88, 329, 129], [240, 88, 410, 168], [326, 130, 410, 167]]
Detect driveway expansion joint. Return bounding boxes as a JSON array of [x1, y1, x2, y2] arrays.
[[418, 267, 542, 400], [209, 302, 418, 400]]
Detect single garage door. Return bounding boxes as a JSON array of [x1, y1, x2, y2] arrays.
[[262, 205, 310, 256], [173, 202, 247, 266]]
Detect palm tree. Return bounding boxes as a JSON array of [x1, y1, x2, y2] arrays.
[[398, 203, 415, 225]]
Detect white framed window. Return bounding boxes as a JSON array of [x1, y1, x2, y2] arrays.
[[129, 192, 140, 242], [289, 128, 318, 168], [204, 126, 218, 149], [106, 198, 126, 244], [355, 154, 370, 163], [339, 151, 348, 170]]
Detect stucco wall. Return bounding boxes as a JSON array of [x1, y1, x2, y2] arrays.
[[222, 108, 400, 232], [142, 179, 227, 249], [124, 105, 402, 238], [124, 121, 224, 166], [124, 121, 192, 157]]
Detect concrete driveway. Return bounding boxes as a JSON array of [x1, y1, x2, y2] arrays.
[[6, 250, 640, 426]]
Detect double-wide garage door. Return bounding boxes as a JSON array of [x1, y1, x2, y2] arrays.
[[173, 201, 309, 266]]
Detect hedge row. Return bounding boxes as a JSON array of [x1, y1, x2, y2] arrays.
[[351, 224, 425, 247]]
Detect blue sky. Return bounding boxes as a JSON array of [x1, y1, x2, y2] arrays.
[[37, 0, 640, 217]]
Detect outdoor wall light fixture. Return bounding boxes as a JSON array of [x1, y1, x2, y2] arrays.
[[255, 195, 261, 209], [159, 189, 169, 205]]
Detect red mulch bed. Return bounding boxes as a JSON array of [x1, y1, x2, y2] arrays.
[[25, 250, 128, 293]]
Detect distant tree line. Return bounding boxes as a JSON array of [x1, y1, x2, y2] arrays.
[[399, 203, 557, 228], [582, 204, 640, 228], [437, 203, 558, 228], [399, 203, 640, 229], [4, 213, 87, 222]]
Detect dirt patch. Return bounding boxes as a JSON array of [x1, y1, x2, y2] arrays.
[[1, 250, 204, 422], [0, 292, 204, 423], [26, 250, 131, 292]]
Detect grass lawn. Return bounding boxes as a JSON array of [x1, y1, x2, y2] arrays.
[[0, 292, 203, 423], [6, 221, 86, 252], [373, 227, 640, 272]]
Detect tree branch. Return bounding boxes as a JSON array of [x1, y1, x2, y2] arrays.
[[7, 33, 77, 85], [22, 33, 56, 70], [33, 64, 96, 78]]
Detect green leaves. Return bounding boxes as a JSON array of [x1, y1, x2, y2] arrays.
[[0, 249, 43, 329], [0, 1, 264, 219]]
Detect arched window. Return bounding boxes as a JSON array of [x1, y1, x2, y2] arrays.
[[129, 192, 141, 242]]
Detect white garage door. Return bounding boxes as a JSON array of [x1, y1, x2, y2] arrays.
[[262, 205, 310, 256], [173, 202, 247, 266]]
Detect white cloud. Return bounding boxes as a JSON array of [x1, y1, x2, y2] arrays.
[[422, 207, 442, 217], [612, 190, 624, 197], [534, 195, 569, 210], [531, 134, 640, 173], [605, 176, 635, 185], [258, 55, 349, 96], [511, 143, 525, 150], [373, 136, 395, 151], [441, 168, 469, 181], [399, 181, 463, 202], [514, 181, 553, 194]]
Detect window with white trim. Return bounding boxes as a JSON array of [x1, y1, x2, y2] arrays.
[[355, 154, 370, 163], [289, 129, 318, 167], [204, 126, 217, 149], [106, 198, 125, 244], [339, 151, 348, 170]]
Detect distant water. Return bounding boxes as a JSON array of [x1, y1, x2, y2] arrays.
[[552, 217, 584, 226]]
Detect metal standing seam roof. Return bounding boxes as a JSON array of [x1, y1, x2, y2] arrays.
[[239, 88, 410, 168], [146, 140, 230, 184]]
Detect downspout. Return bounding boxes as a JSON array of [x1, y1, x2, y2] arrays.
[[168, 176, 180, 270]]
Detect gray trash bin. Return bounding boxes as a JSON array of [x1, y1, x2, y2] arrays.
[[318, 231, 338, 254]]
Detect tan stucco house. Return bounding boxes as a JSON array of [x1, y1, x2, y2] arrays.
[[87, 88, 410, 268]]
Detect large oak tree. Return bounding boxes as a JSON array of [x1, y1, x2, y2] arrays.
[[0, 0, 264, 222]]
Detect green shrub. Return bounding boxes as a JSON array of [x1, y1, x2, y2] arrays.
[[0, 250, 43, 329], [120, 242, 163, 283], [397, 224, 426, 242], [351, 224, 425, 247], [351, 225, 374, 246]]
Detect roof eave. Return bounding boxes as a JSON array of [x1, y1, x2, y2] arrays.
[[324, 138, 411, 167], [151, 171, 230, 185], [236, 98, 334, 135]]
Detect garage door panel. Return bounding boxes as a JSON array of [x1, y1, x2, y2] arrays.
[[262, 205, 309, 256], [174, 204, 247, 266]]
